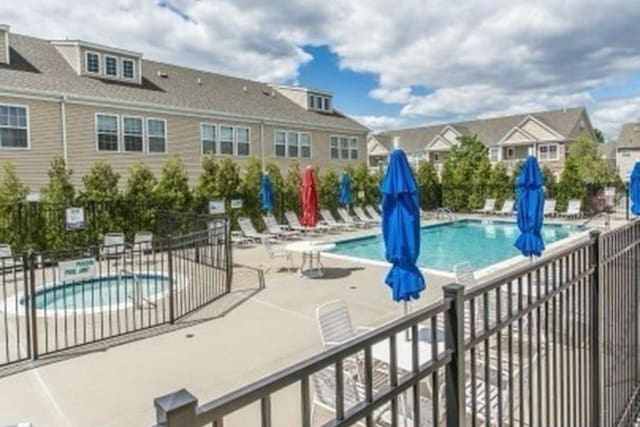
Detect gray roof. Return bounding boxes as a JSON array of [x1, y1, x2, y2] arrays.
[[0, 33, 368, 133], [616, 122, 640, 149], [372, 107, 590, 153], [601, 141, 617, 158]]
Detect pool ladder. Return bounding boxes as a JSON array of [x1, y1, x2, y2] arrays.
[[436, 207, 456, 222], [119, 269, 156, 309], [581, 212, 611, 231]]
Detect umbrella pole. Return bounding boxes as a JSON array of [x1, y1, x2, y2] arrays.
[[403, 301, 410, 341]]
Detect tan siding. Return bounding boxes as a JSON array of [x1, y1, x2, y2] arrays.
[[617, 149, 639, 180], [0, 31, 7, 64], [0, 95, 63, 191], [53, 44, 80, 73]]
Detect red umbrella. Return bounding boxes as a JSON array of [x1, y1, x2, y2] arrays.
[[300, 166, 319, 226]]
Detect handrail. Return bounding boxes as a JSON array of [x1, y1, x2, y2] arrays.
[[581, 211, 611, 230], [119, 269, 155, 309], [436, 207, 456, 221]]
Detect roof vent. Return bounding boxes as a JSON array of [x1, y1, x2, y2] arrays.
[[271, 90, 276, 97], [197, 77, 202, 85], [243, 85, 247, 93], [157, 70, 168, 78]]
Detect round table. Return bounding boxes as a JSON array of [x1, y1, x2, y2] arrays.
[[284, 241, 336, 279]]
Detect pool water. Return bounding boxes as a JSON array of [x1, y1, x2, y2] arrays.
[[331, 220, 584, 272], [24, 274, 171, 311]]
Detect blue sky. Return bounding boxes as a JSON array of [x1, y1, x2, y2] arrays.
[[3, 0, 640, 138]]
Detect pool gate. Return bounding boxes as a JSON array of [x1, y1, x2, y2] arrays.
[[0, 216, 231, 366]]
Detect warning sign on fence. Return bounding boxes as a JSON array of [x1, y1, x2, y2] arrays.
[[59, 258, 96, 283], [65, 207, 85, 230]]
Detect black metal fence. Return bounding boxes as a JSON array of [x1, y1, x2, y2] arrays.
[[154, 221, 640, 427], [0, 217, 231, 367]]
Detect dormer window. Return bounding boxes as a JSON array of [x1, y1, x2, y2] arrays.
[[309, 93, 332, 112], [86, 52, 100, 74], [309, 95, 316, 109], [105, 55, 118, 77], [122, 59, 134, 79]]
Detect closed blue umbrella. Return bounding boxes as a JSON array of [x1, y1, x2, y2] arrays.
[[381, 149, 425, 302], [339, 172, 352, 206], [514, 156, 545, 257], [260, 173, 274, 212], [630, 162, 640, 215]]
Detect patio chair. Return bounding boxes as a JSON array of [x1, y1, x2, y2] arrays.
[[320, 209, 355, 231], [262, 239, 293, 273], [284, 210, 330, 233], [544, 199, 557, 217], [474, 199, 496, 215], [337, 208, 369, 228], [353, 206, 379, 225], [454, 262, 478, 288], [237, 217, 275, 242], [263, 213, 301, 240], [316, 300, 372, 349], [100, 233, 126, 259], [559, 199, 582, 219], [365, 205, 382, 222], [133, 231, 153, 253], [496, 199, 514, 216]]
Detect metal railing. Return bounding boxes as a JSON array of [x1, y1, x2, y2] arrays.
[[154, 221, 640, 427], [0, 218, 231, 367]]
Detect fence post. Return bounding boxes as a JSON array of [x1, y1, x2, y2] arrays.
[[590, 229, 602, 427], [226, 218, 233, 293], [28, 251, 38, 360], [154, 388, 198, 427], [168, 235, 175, 324], [443, 283, 466, 427]]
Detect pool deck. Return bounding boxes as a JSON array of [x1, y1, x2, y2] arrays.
[[0, 214, 623, 426]]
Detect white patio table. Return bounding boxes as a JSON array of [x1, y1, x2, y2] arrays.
[[284, 240, 336, 279], [371, 326, 446, 372]]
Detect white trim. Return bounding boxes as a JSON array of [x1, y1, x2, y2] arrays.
[[274, 129, 286, 158], [236, 125, 251, 157], [488, 147, 501, 162], [121, 115, 144, 153], [121, 58, 135, 80], [439, 125, 461, 142], [104, 55, 119, 78], [218, 123, 235, 156], [274, 128, 313, 159], [50, 40, 142, 58], [0, 102, 30, 150], [85, 51, 101, 75], [60, 97, 68, 161], [146, 117, 168, 154], [2, 26, 8, 64], [330, 134, 358, 160], [425, 135, 453, 151], [200, 122, 218, 155], [95, 112, 120, 152], [538, 142, 559, 161], [497, 126, 538, 145], [515, 115, 564, 141]]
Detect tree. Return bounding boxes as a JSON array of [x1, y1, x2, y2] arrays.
[[0, 162, 29, 249], [124, 162, 157, 233], [154, 156, 191, 212], [0, 162, 29, 205], [80, 161, 122, 241], [541, 166, 557, 199], [41, 156, 76, 250], [556, 156, 586, 212], [568, 136, 617, 185], [415, 161, 441, 210], [487, 162, 513, 205], [348, 163, 381, 207], [594, 128, 606, 144], [193, 155, 220, 209], [283, 163, 302, 215], [240, 156, 263, 226], [80, 161, 120, 202], [215, 157, 241, 212], [319, 168, 340, 214]]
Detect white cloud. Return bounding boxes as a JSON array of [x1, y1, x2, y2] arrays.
[[591, 96, 640, 139], [352, 115, 407, 132]]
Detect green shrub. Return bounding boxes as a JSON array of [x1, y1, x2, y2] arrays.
[[415, 161, 441, 210], [441, 135, 490, 211], [319, 168, 340, 214], [193, 155, 219, 211], [0, 162, 29, 249], [124, 161, 158, 234], [41, 156, 76, 250], [488, 162, 513, 206], [240, 156, 263, 228]]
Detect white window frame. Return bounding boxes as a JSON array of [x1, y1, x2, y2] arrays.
[[331, 134, 357, 160], [218, 124, 235, 156], [122, 115, 144, 153], [95, 113, 120, 152], [104, 55, 119, 78], [299, 132, 312, 159], [309, 95, 315, 110], [349, 137, 358, 160], [85, 51, 101, 74], [489, 147, 500, 162], [286, 131, 299, 158], [0, 103, 30, 150], [146, 117, 168, 154], [506, 147, 515, 159], [274, 129, 287, 158], [122, 58, 135, 80], [200, 123, 217, 155], [236, 126, 251, 157], [538, 143, 559, 161], [432, 152, 440, 162], [330, 136, 339, 159]]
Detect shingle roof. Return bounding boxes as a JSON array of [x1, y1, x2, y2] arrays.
[[0, 33, 368, 133], [372, 107, 589, 153], [616, 122, 640, 149]]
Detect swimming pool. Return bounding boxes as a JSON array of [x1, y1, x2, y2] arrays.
[[17, 272, 177, 314], [330, 220, 585, 272]]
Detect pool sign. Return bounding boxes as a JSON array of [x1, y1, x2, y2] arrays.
[[230, 199, 243, 209], [209, 200, 224, 215], [65, 207, 85, 230], [59, 258, 96, 283]]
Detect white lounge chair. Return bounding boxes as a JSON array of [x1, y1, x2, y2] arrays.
[[353, 206, 379, 225], [365, 205, 382, 222], [262, 239, 293, 272], [454, 262, 478, 288], [496, 199, 514, 216], [101, 233, 126, 258], [337, 208, 369, 228], [316, 300, 372, 350], [133, 231, 153, 253], [544, 199, 557, 217], [474, 199, 496, 215], [284, 211, 330, 233], [559, 199, 582, 219], [320, 209, 354, 231], [237, 217, 275, 242], [263, 213, 301, 240]]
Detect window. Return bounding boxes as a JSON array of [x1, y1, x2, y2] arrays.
[[539, 144, 558, 161], [86, 52, 100, 74], [122, 59, 135, 79], [340, 137, 349, 159], [287, 132, 299, 158], [201, 124, 216, 154], [237, 127, 250, 156], [330, 136, 339, 159], [105, 56, 118, 77], [96, 114, 119, 151], [147, 118, 166, 153], [0, 104, 29, 148], [349, 137, 358, 159], [506, 147, 515, 159], [220, 125, 234, 155], [275, 130, 286, 157], [432, 152, 440, 162], [309, 95, 315, 109], [489, 147, 500, 162], [622, 150, 631, 158], [300, 133, 311, 158], [323, 97, 331, 111], [123, 116, 143, 152]]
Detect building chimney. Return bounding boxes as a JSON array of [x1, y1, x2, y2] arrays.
[[0, 25, 9, 64], [393, 136, 401, 149]]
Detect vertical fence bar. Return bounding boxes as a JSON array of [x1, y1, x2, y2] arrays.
[[168, 235, 175, 324], [28, 251, 38, 360], [590, 230, 602, 427], [444, 283, 465, 427]]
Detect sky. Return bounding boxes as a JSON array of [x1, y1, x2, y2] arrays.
[[2, 0, 640, 139]]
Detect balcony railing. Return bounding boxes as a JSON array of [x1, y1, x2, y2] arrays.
[[154, 221, 640, 427]]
